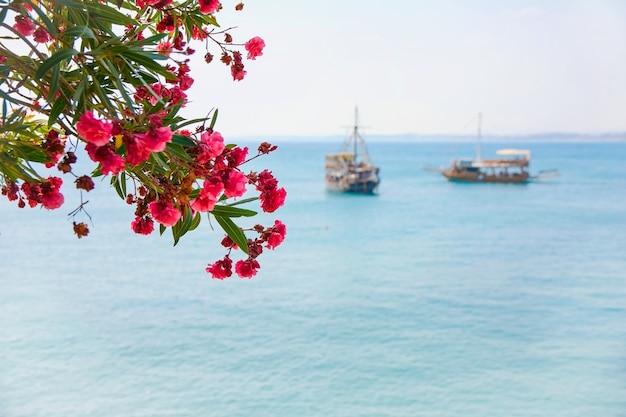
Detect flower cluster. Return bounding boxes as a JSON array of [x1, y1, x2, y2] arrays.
[[0, 1, 283, 279], [206, 219, 287, 278], [2, 176, 64, 210]]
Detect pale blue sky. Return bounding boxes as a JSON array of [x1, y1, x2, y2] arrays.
[[185, 1, 626, 137]]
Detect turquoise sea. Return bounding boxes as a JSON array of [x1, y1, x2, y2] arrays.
[[1, 139, 626, 417]]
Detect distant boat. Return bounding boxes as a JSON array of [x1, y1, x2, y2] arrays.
[[440, 113, 559, 183], [325, 107, 380, 194]]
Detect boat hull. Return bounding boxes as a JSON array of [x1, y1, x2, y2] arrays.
[[442, 169, 530, 183], [325, 178, 379, 194]]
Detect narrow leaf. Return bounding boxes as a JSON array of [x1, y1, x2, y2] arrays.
[[214, 215, 249, 255], [164, 142, 193, 162], [35, 49, 78, 79], [82, 1, 137, 25], [172, 134, 196, 147], [211, 205, 257, 218], [48, 98, 67, 127], [63, 25, 96, 39], [188, 212, 201, 232]]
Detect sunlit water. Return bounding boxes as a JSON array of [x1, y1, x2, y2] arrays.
[[1, 140, 625, 417]]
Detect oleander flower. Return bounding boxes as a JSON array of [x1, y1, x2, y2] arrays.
[[198, 0, 220, 14], [197, 131, 225, 163], [235, 258, 260, 278], [85, 143, 125, 175], [224, 170, 247, 198], [33, 27, 52, 43], [206, 255, 233, 279], [133, 126, 173, 153], [131, 216, 155, 235], [76, 111, 113, 146], [245, 36, 265, 60], [190, 180, 223, 212], [149, 200, 182, 227], [266, 220, 286, 249], [40, 177, 64, 210], [13, 15, 35, 36], [260, 187, 287, 213]]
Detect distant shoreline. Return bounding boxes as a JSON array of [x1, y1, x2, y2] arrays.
[[233, 133, 626, 143]]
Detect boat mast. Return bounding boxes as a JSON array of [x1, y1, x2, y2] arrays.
[[476, 112, 482, 162], [353, 106, 359, 161]]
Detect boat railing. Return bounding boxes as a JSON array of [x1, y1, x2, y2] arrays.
[[479, 157, 529, 168]]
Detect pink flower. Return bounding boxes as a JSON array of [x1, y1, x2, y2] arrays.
[[192, 26, 208, 40], [124, 135, 152, 166], [168, 86, 187, 105], [266, 220, 286, 249], [133, 126, 173, 152], [76, 111, 113, 146], [256, 169, 278, 190], [198, 0, 220, 14], [196, 131, 225, 163], [33, 27, 52, 43], [235, 258, 260, 278], [244, 36, 265, 60], [228, 146, 248, 167], [260, 187, 286, 213], [156, 41, 173, 56], [149, 200, 182, 227], [178, 73, 194, 90], [224, 170, 247, 198], [13, 15, 35, 36], [190, 181, 223, 212], [231, 64, 246, 81], [206, 255, 233, 279], [40, 177, 64, 210], [85, 143, 125, 175], [131, 216, 155, 235], [100, 152, 126, 175], [255, 170, 286, 213]]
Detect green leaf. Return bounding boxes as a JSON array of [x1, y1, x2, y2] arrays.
[[98, 57, 135, 109], [91, 78, 115, 111], [172, 134, 196, 147], [14, 143, 51, 163], [171, 204, 194, 246], [209, 108, 219, 129], [120, 172, 127, 197], [214, 215, 249, 255], [63, 25, 96, 39], [82, 1, 137, 25], [171, 117, 212, 132], [0, 89, 22, 106], [35, 49, 78, 79], [48, 98, 67, 127], [132, 33, 168, 47], [188, 212, 201, 232], [227, 196, 259, 207], [164, 142, 193, 162], [47, 65, 61, 102], [211, 205, 257, 218], [71, 77, 88, 110], [0, 5, 8, 24], [111, 175, 125, 200], [118, 51, 174, 82]]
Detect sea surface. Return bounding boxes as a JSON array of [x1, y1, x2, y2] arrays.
[[1, 140, 625, 417]]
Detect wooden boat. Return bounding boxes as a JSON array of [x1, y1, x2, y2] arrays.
[[325, 108, 380, 194], [441, 113, 559, 183]]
